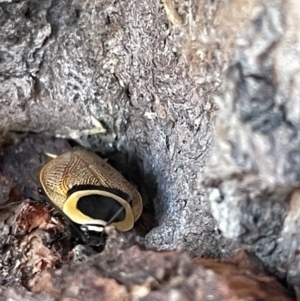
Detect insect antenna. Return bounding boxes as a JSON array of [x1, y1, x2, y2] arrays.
[[101, 198, 132, 237]]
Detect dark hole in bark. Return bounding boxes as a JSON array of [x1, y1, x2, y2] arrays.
[[1, 132, 157, 243]]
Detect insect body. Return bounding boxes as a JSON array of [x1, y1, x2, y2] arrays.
[[39, 149, 143, 242]]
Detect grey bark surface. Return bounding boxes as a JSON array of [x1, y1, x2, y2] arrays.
[[0, 0, 232, 259], [204, 0, 300, 287], [1, 0, 300, 298]]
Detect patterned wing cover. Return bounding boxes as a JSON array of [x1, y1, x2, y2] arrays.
[[39, 150, 143, 221]]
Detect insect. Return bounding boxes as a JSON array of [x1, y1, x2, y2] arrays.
[[39, 149, 143, 245]]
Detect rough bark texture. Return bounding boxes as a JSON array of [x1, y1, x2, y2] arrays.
[[1, 0, 300, 299], [203, 0, 300, 289], [0, 231, 294, 301], [0, 0, 232, 259]]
